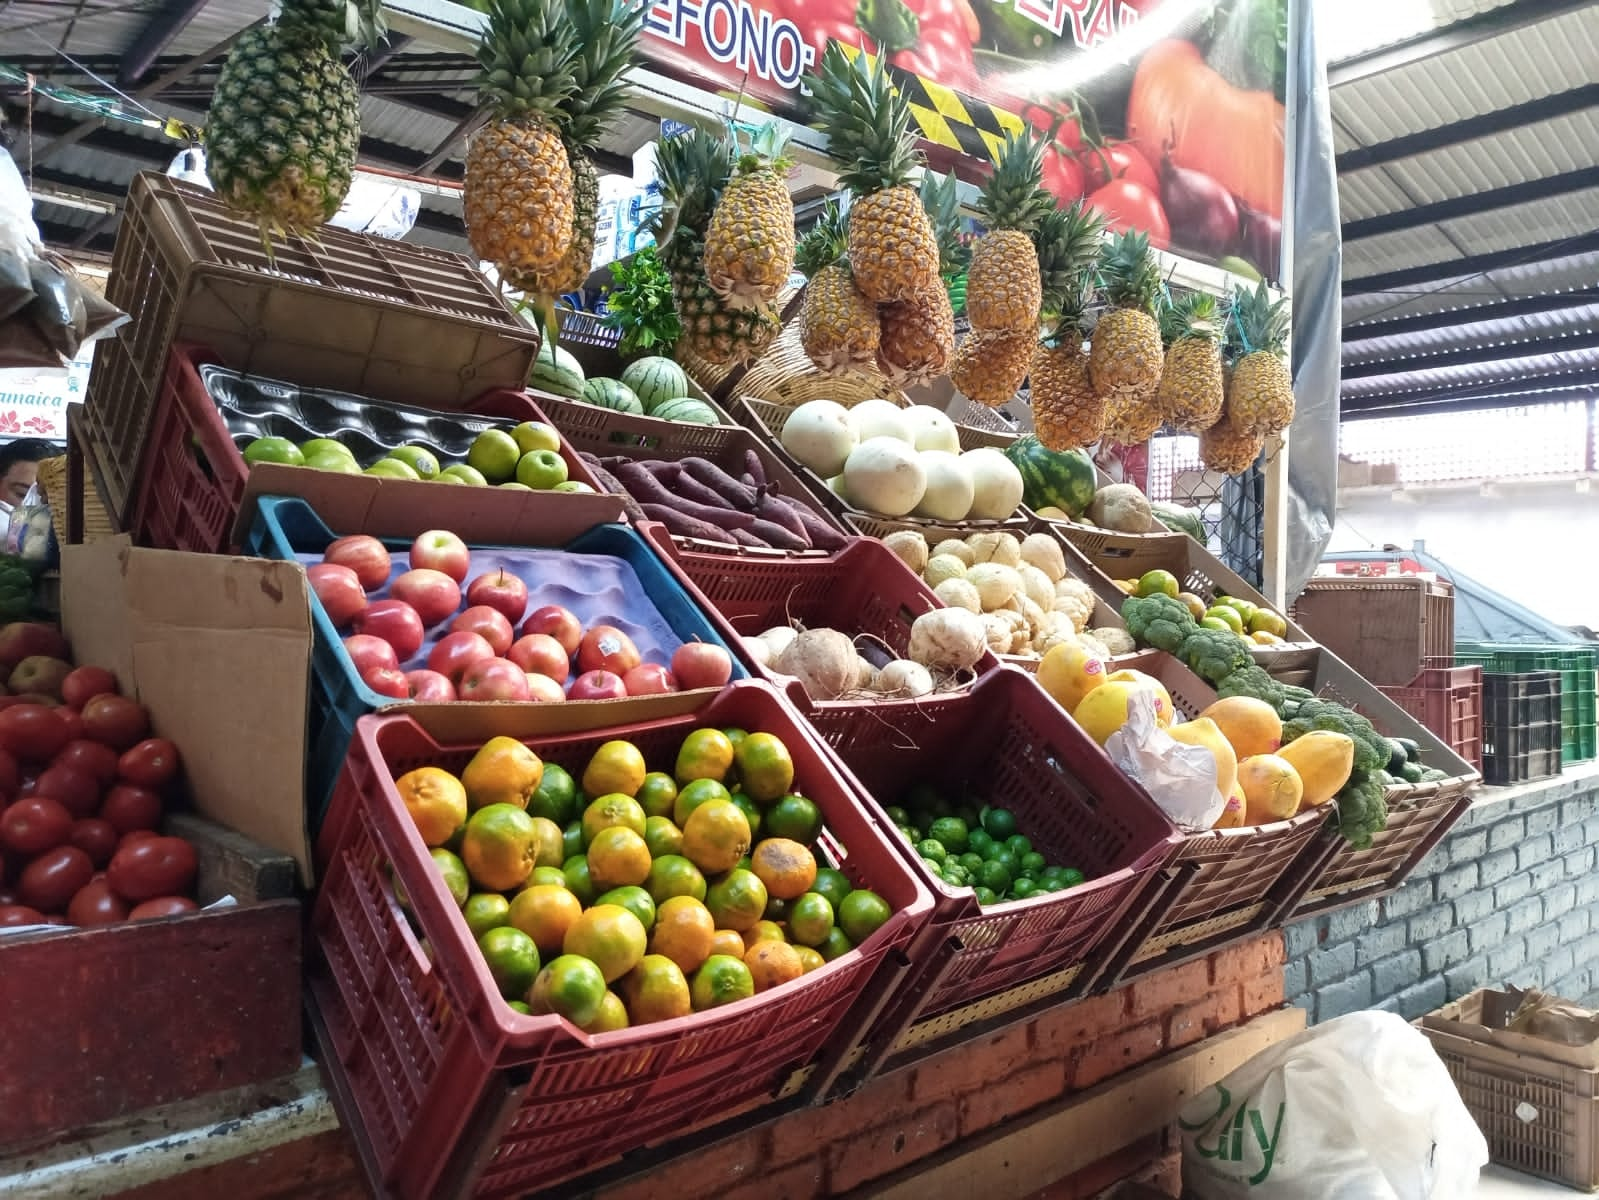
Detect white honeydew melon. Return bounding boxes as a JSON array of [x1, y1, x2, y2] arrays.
[[847, 397, 914, 444], [826, 474, 849, 498], [962, 446, 1026, 520], [904, 405, 961, 453], [780, 399, 858, 478], [912, 451, 974, 522], [843, 437, 926, 517]]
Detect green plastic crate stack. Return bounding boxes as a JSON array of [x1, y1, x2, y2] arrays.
[[1456, 642, 1597, 766]]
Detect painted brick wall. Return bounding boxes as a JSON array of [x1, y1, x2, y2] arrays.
[[1284, 771, 1599, 1023], [594, 935, 1286, 1200]]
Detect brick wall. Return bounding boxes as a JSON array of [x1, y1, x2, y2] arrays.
[[1284, 770, 1599, 1023], [594, 935, 1286, 1200]]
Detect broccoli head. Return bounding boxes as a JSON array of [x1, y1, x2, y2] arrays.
[[1281, 698, 1391, 774], [1179, 627, 1254, 686], [1216, 663, 1286, 713], [1334, 769, 1388, 848], [1121, 593, 1198, 654]]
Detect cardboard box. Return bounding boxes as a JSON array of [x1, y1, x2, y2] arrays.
[[1423, 987, 1599, 1070]]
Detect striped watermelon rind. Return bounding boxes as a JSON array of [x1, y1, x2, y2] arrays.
[[1002, 435, 1097, 517], [652, 398, 721, 426], [621, 357, 692, 414], [581, 378, 644, 414]]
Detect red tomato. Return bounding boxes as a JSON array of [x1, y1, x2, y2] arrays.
[[1042, 145, 1086, 204], [1084, 142, 1159, 194], [0, 748, 17, 798], [0, 904, 46, 926], [117, 829, 162, 849], [129, 895, 199, 921], [118, 739, 181, 789], [80, 695, 150, 751], [1018, 101, 1087, 153], [100, 784, 163, 835], [0, 704, 69, 763], [33, 764, 101, 819], [0, 796, 73, 856], [19, 845, 94, 913], [55, 740, 120, 787], [1088, 180, 1170, 248], [60, 666, 117, 709], [107, 836, 197, 903], [67, 876, 129, 926], [68, 818, 119, 868], [57, 709, 84, 742]]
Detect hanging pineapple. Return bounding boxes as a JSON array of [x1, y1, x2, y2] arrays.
[[950, 328, 1035, 408], [702, 123, 797, 312], [205, 0, 387, 248], [511, 0, 644, 297], [876, 171, 963, 387], [649, 128, 779, 367], [796, 203, 880, 374], [965, 131, 1051, 335], [1089, 231, 1164, 402], [1029, 202, 1108, 451], [1199, 417, 1265, 475], [1226, 279, 1295, 436], [808, 44, 941, 305], [462, 0, 581, 324], [1155, 292, 1226, 433]]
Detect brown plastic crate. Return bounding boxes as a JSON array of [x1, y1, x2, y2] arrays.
[[1379, 663, 1484, 771], [1293, 575, 1455, 686], [82, 173, 538, 526]]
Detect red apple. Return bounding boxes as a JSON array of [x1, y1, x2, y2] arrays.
[[522, 606, 582, 657], [623, 663, 677, 696], [569, 669, 627, 701], [60, 666, 117, 709], [671, 642, 734, 690], [524, 673, 566, 703], [362, 667, 411, 699], [410, 530, 470, 583], [466, 570, 529, 626], [457, 658, 530, 702], [404, 670, 456, 702], [343, 635, 399, 678], [0, 623, 71, 671], [507, 634, 570, 683], [450, 606, 514, 657], [306, 563, 368, 628], [353, 600, 425, 662], [578, 625, 641, 676], [324, 536, 391, 592], [427, 631, 496, 684], [390, 569, 462, 628]]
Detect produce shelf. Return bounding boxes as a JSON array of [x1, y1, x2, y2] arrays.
[[1480, 671, 1564, 787], [308, 684, 931, 1200], [1379, 663, 1484, 772], [1293, 575, 1455, 687], [1457, 642, 1596, 766], [244, 494, 748, 832], [797, 666, 1177, 1079]]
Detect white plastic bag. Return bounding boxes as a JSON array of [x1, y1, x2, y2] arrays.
[[1105, 688, 1225, 830], [1180, 1011, 1487, 1200]]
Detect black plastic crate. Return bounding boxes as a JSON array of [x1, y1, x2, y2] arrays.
[[1482, 671, 1562, 786]]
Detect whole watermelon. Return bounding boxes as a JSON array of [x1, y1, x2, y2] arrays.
[[1002, 435, 1097, 517], [581, 378, 644, 414], [529, 340, 585, 399], [652, 397, 721, 426], [621, 356, 691, 414]]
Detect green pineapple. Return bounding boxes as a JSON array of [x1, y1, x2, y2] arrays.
[[966, 130, 1052, 334], [205, 0, 386, 249]]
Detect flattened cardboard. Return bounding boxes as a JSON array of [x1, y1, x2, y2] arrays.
[[62, 541, 316, 885], [1423, 987, 1599, 1070], [399, 688, 711, 746]]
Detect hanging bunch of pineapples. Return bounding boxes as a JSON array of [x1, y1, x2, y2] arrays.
[[649, 127, 781, 367], [876, 171, 962, 387], [1155, 292, 1226, 433], [702, 123, 798, 313], [1197, 279, 1292, 475], [1028, 202, 1108, 451], [1092, 230, 1166, 444], [205, 0, 387, 248], [795, 203, 881, 372]]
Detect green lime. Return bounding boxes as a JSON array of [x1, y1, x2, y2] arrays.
[[730, 792, 763, 839], [808, 867, 852, 910], [304, 450, 361, 474], [463, 892, 510, 939], [528, 763, 578, 826], [299, 438, 356, 462], [366, 458, 420, 480], [976, 860, 1012, 895], [788, 892, 834, 947], [243, 436, 304, 467], [595, 886, 656, 931], [980, 808, 1017, 840], [645, 854, 707, 904], [1020, 851, 1047, 876], [529, 865, 568, 889], [562, 821, 585, 861], [837, 890, 892, 944], [991, 849, 1020, 876], [1059, 867, 1086, 887], [506, 999, 531, 1014], [430, 848, 470, 907], [927, 816, 969, 854], [958, 852, 984, 874], [672, 777, 732, 826], [967, 829, 996, 857], [478, 926, 540, 1000], [636, 772, 678, 820], [467, 428, 522, 483], [884, 805, 911, 827], [973, 886, 998, 906], [764, 794, 822, 844], [941, 863, 968, 887], [817, 926, 853, 962], [389, 445, 441, 479], [562, 855, 597, 905], [1137, 569, 1180, 598], [1011, 878, 1038, 900], [1005, 834, 1033, 858], [916, 839, 947, 864]]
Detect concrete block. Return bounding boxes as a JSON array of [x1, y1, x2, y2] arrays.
[[1444, 955, 1490, 998], [1421, 929, 1471, 974], [1507, 896, 1547, 935], [1326, 903, 1378, 944], [1525, 923, 1561, 966], [1452, 890, 1495, 927], [1407, 906, 1454, 945], [1316, 972, 1374, 1021], [1308, 941, 1358, 987], [1373, 948, 1423, 997], [1489, 938, 1528, 979], [1355, 924, 1409, 967], [1494, 874, 1534, 908], [1283, 918, 1325, 960], [1544, 945, 1577, 984], [1392, 976, 1448, 1021], [1382, 882, 1436, 922], [1524, 804, 1559, 838], [1477, 849, 1518, 887], [1449, 830, 1488, 865], [1517, 833, 1555, 873], [1545, 882, 1578, 920], [1487, 815, 1526, 852], [1283, 958, 1307, 999], [1468, 911, 1509, 954], [1558, 909, 1591, 944], [1437, 862, 1481, 902]]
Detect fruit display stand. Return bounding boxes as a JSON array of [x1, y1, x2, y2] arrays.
[[738, 394, 1018, 460], [1457, 642, 1598, 767], [82, 173, 539, 529], [307, 684, 932, 1200], [133, 343, 621, 554], [796, 666, 1177, 1081], [544, 308, 739, 423], [1378, 663, 1484, 772], [245, 495, 751, 832]]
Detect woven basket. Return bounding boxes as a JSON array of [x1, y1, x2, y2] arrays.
[[730, 322, 890, 409], [37, 453, 116, 546]]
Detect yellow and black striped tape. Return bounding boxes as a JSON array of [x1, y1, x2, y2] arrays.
[[838, 46, 1025, 164]]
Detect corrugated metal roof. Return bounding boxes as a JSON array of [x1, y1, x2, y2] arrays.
[[1344, 302, 1599, 363], [1373, 114, 1599, 202]]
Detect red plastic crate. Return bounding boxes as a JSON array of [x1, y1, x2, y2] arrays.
[[129, 343, 589, 554], [798, 667, 1178, 1074], [308, 683, 931, 1200], [1379, 663, 1484, 771]]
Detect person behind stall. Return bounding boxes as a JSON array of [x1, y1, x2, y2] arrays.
[[0, 439, 55, 543]]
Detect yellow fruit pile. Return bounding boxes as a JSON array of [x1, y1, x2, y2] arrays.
[[392, 728, 893, 1033]]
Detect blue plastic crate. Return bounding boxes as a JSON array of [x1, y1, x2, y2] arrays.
[[245, 494, 749, 832]]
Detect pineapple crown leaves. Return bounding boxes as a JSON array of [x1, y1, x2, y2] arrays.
[[920, 170, 970, 276], [1160, 291, 1223, 347], [561, 0, 645, 148], [810, 42, 924, 195], [975, 130, 1052, 234], [795, 202, 850, 278], [648, 126, 735, 244], [856, 0, 920, 54], [1230, 277, 1290, 358], [474, 0, 582, 120], [1035, 199, 1105, 310], [278, 0, 387, 51], [1098, 229, 1162, 316], [729, 121, 795, 179]]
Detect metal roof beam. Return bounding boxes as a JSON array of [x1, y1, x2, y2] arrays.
[[1342, 232, 1599, 295], [1343, 291, 1599, 341], [1336, 86, 1599, 173], [119, 0, 217, 87], [1342, 367, 1599, 411], [1343, 168, 1599, 240], [1342, 372, 1599, 419], [1327, 0, 1595, 87], [1341, 330, 1599, 379]]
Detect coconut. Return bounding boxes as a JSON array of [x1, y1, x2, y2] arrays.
[[776, 628, 858, 701]]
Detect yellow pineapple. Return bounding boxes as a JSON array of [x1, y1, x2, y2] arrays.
[[795, 203, 880, 373], [966, 131, 1050, 334], [1030, 202, 1107, 450], [1089, 230, 1164, 406], [703, 123, 797, 312], [809, 44, 940, 305], [1227, 280, 1295, 436], [952, 328, 1034, 408], [1156, 293, 1225, 433], [1103, 393, 1165, 445], [877, 172, 962, 386], [1199, 415, 1264, 475]]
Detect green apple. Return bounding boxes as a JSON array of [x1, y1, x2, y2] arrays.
[[438, 464, 488, 486], [243, 436, 304, 467], [552, 480, 596, 494], [515, 448, 569, 490], [304, 450, 362, 474], [365, 458, 421, 481], [497, 482, 534, 491], [466, 429, 521, 483], [388, 445, 441, 480], [511, 421, 562, 456], [300, 438, 356, 463], [434, 473, 466, 485]]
